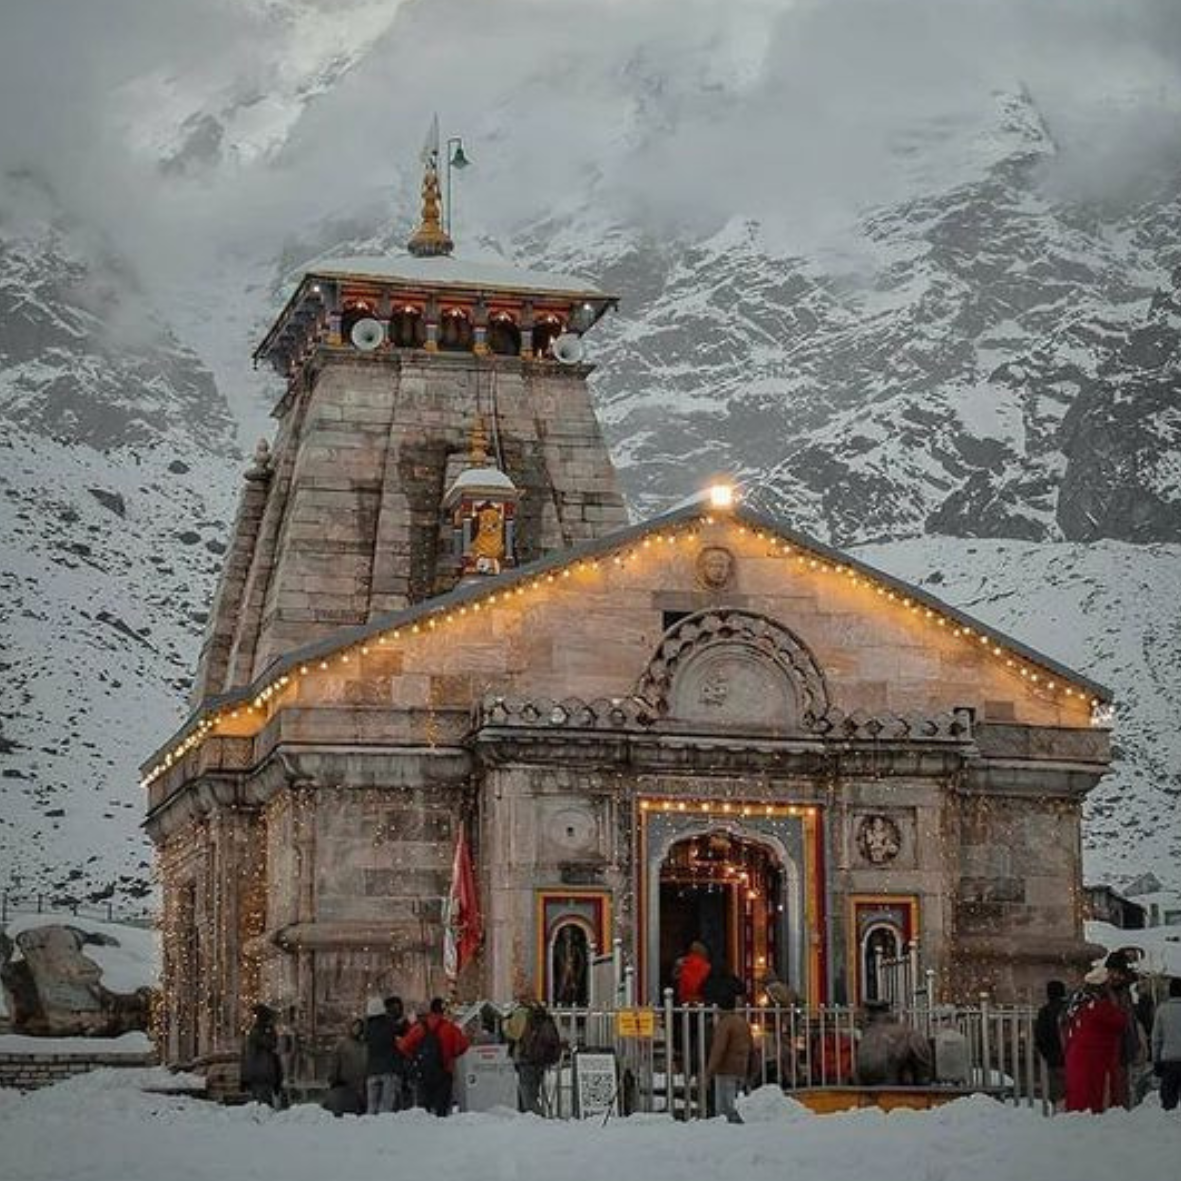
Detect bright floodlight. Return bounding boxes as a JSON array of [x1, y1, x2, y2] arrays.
[[709, 483, 735, 509]]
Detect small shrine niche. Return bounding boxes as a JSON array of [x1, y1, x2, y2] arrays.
[[442, 423, 520, 578]]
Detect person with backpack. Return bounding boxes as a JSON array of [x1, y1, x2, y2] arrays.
[[398, 997, 470, 1116], [505, 988, 562, 1115]]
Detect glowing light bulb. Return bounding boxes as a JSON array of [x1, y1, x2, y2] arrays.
[[708, 482, 735, 509]]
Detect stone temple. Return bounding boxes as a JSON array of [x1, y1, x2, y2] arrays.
[[143, 151, 1112, 1088]]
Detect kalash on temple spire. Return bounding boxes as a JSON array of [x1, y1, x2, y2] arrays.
[[146, 120, 1112, 1094], [405, 121, 453, 259]]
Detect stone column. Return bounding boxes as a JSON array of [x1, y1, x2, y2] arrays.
[[519, 300, 535, 359], [424, 296, 440, 352], [473, 299, 490, 356]]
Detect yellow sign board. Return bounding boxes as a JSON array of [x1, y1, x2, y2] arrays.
[[615, 1008, 657, 1039]]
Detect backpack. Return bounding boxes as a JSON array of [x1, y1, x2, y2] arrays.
[[412, 1022, 446, 1087], [522, 1009, 561, 1068]]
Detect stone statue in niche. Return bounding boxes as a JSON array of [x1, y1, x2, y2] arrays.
[[857, 815, 902, 865], [696, 545, 735, 590], [552, 923, 589, 1007]]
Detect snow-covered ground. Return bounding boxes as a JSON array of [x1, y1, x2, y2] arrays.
[[0, 1070, 1177, 1181]]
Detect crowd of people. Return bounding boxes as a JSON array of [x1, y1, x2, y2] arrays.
[[239, 942, 1181, 1121], [678, 939, 1181, 1121], [239, 990, 562, 1118], [1034, 951, 1181, 1114]]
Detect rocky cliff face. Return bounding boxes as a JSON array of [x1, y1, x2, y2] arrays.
[[530, 99, 1181, 548]]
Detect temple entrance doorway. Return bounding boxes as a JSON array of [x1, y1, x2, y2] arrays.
[[658, 831, 785, 1001]]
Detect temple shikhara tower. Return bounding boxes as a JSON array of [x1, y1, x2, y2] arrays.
[[144, 146, 1112, 1089]]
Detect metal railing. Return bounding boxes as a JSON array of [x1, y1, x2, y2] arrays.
[[535, 997, 1053, 1119], [0, 890, 156, 928]]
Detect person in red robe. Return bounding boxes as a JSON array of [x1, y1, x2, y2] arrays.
[[1063, 966, 1129, 1113], [676, 941, 712, 1004]]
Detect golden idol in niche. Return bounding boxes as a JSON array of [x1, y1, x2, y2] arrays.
[[471, 502, 506, 571]]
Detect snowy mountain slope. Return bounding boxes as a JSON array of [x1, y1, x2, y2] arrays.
[[1, 0, 1179, 902], [0, 177, 238, 898], [526, 103, 1181, 545]]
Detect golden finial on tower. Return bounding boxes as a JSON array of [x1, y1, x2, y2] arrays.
[[407, 116, 454, 258], [468, 416, 489, 466]]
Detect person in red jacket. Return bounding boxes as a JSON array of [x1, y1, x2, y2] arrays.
[[1063, 967, 1129, 1113], [398, 997, 471, 1117], [676, 941, 712, 1005]]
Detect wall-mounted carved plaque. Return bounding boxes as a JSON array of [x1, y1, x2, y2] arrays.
[[672, 645, 795, 729], [545, 805, 599, 855], [856, 814, 902, 865], [696, 545, 735, 590]]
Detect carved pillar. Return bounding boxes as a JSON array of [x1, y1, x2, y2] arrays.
[[520, 300, 535, 359], [322, 280, 342, 346], [473, 298, 490, 355], [424, 295, 440, 352]]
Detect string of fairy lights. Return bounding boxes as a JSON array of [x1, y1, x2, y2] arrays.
[[141, 501, 1109, 791]]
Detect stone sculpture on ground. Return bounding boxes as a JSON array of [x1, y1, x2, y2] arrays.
[[0, 923, 153, 1037]]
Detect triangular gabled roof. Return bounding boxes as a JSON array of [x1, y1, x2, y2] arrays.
[[141, 499, 1111, 786]]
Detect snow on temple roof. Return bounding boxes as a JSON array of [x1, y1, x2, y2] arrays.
[[447, 465, 518, 495], [309, 253, 607, 297]]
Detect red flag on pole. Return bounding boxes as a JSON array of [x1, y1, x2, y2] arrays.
[[443, 823, 482, 980]]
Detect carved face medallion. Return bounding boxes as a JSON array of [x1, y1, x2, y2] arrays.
[[696, 545, 735, 590]]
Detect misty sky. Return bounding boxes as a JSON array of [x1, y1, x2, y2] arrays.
[[2, 0, 1181, 285]]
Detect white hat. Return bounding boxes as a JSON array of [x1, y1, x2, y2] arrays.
[[1084, 966, 1109, 986], [366, 995, 385, 1017]]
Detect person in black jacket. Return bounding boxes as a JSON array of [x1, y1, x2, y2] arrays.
[[364, 995, 400, 1114], [241, 1003, 283, 1107], [1034, 979, 1068, 1106], [385, 996, 413, 1111]]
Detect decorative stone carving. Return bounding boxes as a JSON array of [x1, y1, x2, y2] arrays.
[[0, 925, 153, 1037], [637, 609, 830, 731], [544, 805, 599, 854], [856, 814, 902, 865], [695, 545, 735, 590], [673, 645, 796, 728]]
